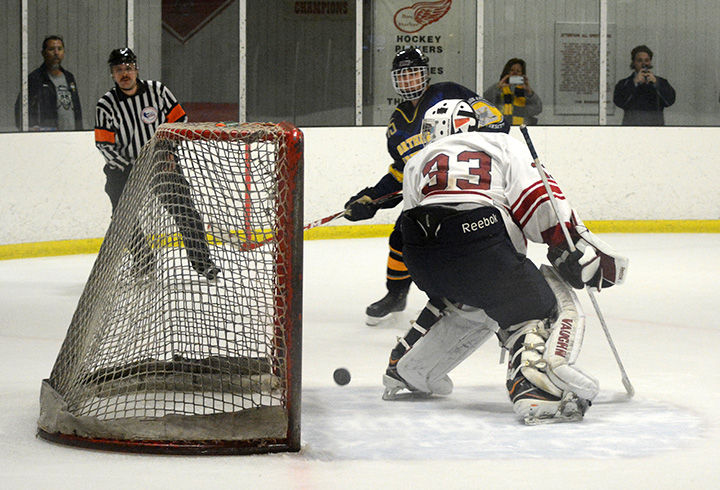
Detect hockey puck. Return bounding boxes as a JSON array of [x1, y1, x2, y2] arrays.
[[333, 368, 351, 386]]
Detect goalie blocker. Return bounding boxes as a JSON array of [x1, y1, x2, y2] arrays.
[[547, 226, 629, 291]]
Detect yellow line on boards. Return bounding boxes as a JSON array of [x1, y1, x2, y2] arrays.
[[1, 220, 718, 260], [0, 238, 105, 260], [303, 220, 720, 240]]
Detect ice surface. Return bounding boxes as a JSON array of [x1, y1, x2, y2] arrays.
[[1, 234, 718, 489]]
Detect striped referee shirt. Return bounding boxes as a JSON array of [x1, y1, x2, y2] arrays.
[[95, 79, 187, 172]]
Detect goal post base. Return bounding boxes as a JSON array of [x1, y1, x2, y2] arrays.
[[37, 428, 300, 456]]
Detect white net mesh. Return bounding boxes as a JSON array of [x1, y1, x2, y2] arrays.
[[39, 122, 303, 453]]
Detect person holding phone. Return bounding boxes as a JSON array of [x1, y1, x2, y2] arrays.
[[483, 57, 542, 125], [613, 45, 675, 126]]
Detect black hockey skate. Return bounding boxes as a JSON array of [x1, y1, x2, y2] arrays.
[[190, 258, 221, 281], [365, 289, 408, 326], [129, 251, 156, 280]]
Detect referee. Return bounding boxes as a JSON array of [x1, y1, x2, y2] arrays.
[[95, 48, 219, 280]]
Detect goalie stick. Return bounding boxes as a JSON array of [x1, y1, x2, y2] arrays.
[[208, 191, 402, 252], [519, 125, 635, 398]]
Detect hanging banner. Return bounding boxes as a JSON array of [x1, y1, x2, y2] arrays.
[[554, 22, 616, 115], [162, 0, 235, 44]]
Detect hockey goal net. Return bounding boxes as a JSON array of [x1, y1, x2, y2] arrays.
[[38, 121, 303, 454]]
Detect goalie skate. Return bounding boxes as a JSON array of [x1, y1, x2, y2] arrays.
[[522, 392, 591, 426], [382, 367, 430, 400]]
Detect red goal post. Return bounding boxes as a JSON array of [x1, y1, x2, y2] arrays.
[[38, 121, 303, 454]]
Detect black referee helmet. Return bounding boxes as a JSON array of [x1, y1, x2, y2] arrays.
[[108, 48, 137, 67]]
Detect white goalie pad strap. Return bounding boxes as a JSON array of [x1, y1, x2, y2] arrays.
[[541, 265, 599, 400], [577, 228, 629, 288], [504, 320, 563, 399], [397, 303, 497, 394], [518, 333, 563, 398]]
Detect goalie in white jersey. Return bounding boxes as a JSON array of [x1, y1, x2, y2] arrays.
[[382, 97, 628, 424]]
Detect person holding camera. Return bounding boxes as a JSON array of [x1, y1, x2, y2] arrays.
[[483, 58, 542, 125], [613, 45, 675, 126]]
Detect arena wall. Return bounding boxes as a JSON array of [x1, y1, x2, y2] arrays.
[[1, 126, 717, 255]]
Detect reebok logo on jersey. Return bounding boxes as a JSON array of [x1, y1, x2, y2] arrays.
[[141, 107, 158, 124], [461, 213, 498, 234]]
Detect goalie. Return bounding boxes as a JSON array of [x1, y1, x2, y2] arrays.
[[381, 98, 628, 424]]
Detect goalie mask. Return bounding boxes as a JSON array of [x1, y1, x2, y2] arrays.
[[422, 97, 508, 144], [391, 48, 430, 101]]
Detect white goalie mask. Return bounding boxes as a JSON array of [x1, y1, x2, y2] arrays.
[[422, 97, 507, 144]]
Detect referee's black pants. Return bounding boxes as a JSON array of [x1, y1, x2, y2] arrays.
[[105, 165, 211, 270]]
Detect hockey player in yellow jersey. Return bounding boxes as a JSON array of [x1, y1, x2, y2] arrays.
[[344, 48, 479, 325]]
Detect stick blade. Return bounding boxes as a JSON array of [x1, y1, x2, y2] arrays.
[[622, 376, 635, 398]]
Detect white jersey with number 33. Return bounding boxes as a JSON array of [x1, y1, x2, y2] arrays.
[[402, 131, 580, 254]]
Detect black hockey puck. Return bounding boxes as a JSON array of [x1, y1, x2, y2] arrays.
[[333, 368, 351, 386]]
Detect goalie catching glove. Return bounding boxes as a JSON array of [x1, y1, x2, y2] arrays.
[[547, 227, 628, 291]]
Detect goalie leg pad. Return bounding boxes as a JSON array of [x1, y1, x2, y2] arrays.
[[541, 265, 599, 401], [504, 320, 576, 422], [383, 298, 445, 400], [504, 319, 563, 402], [395, 302, 497, 395], [504, 327, 592, 424]]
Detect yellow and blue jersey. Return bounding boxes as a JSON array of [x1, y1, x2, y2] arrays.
[[386, 82, 477, 184]]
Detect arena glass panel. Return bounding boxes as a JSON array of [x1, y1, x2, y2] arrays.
[[0, 0, 22, 133], [12, 0, 126, 133]]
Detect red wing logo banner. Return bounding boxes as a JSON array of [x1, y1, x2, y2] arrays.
[[162, 0, 235, 44], [393, 0, 452, 33]]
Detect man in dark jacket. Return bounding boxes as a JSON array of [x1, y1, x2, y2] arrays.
[[15, 35, 82, 131], [613, 45, 675, 126]]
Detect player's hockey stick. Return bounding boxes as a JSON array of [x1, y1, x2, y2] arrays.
[[303, 190, 402, 231], [519, 125, 635, 398], [205, 223, 269, 252], [208, 190, 402, 251]]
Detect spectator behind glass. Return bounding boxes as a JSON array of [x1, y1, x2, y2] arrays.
[[14, 35, 83, 131], [613, 45, 675, 126], [483, 58, 542, 125]]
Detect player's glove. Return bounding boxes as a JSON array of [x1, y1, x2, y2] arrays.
[[547, 246, 600, 290], [344, 187, 381, 221], [547, 228, 629, 291]]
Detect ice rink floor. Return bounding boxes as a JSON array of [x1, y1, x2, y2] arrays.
[[1, 233, 719, 489]]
